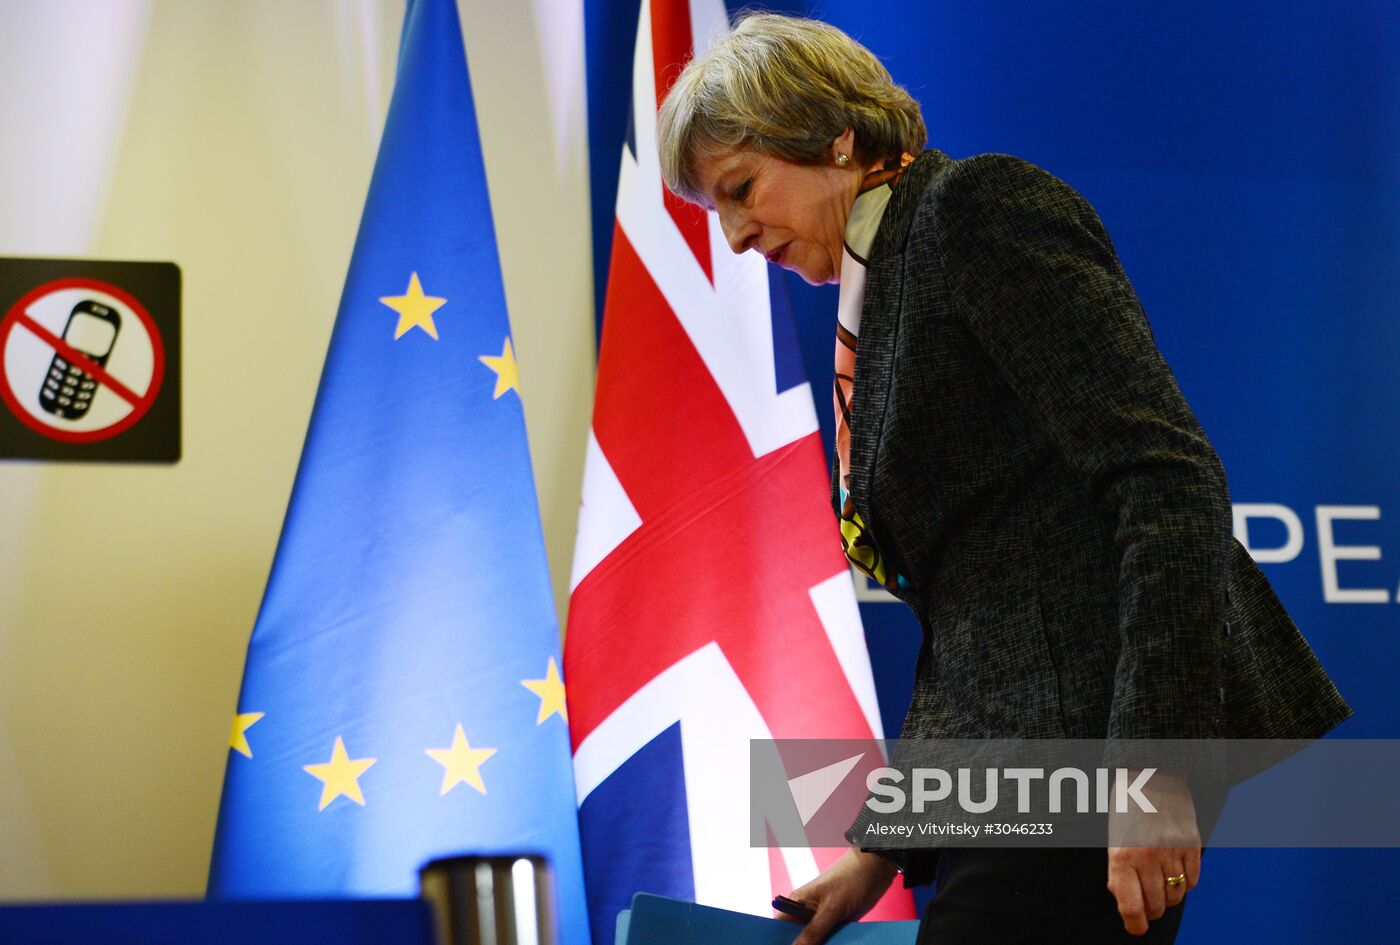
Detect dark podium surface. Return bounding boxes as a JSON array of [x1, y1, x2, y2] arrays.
[[0, 898, 433, 945]]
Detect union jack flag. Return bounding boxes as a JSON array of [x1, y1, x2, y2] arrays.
[[566, 2, 915, 941]]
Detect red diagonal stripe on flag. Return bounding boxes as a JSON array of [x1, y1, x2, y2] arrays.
[[591, 224, 749, 518], [651, 0, 713, 283], [567, 433, 867, 748]]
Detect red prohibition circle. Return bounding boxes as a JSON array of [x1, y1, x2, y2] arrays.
[[0, 277, 166, 444]]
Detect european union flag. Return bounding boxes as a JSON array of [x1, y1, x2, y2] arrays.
[[208, 2, 590, 941]]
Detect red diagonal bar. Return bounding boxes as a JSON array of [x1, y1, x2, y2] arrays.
[[566, 433, 869, 747], [592, 224, 750, 520], [16, 313, 144, 407], [651, 0, 712, 282], [649, 0, 692, 107]]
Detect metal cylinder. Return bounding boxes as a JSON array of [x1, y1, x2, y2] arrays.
[[419, 854, 557, 945]]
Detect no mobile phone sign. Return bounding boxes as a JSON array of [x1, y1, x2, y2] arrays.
[[0, 258, 180, 463]]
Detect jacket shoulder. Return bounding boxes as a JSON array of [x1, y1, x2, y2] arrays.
[[913, 152, 1093, 234], [873, 151, 1095, 267]]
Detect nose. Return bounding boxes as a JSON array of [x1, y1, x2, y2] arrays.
[[718, 207, 759, 255]]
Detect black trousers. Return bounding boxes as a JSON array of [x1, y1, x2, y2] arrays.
[[916, 846, 1185, 945], [915, 790, 1227, 945]]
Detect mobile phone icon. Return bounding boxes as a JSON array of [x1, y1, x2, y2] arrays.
[[38, 299, 122, 419]]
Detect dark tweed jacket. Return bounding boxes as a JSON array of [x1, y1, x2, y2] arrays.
[[837, 150, 1350, 878]]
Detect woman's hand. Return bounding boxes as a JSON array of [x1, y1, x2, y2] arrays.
[[1107, 769, 1202, 936], [778, 847, 899, 945]]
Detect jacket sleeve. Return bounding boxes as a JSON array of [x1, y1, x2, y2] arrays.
[[924, 153, 1231, 752]]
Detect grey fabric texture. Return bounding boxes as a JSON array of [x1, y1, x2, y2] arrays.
[[836, 150, 1351, 882]]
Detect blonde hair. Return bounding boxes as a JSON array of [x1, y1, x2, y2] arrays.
[[657, 12, 927, 204]]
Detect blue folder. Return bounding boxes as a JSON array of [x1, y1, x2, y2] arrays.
[[616, 893, 917, 945]]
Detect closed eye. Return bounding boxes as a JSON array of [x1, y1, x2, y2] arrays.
[[731, 179, 751, 202]]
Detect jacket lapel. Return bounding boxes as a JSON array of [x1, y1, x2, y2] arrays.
[[846, 149, 953, 532]]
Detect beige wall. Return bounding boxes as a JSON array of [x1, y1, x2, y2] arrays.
[[0, 0, 594, 899]]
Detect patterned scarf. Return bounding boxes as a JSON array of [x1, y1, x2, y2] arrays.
[[834, 154, 913, 590]]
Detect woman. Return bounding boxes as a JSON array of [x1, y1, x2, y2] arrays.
[[658, 12, 1349, 945]]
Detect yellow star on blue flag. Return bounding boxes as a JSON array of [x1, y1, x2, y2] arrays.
[[303, 737, 377, 811], [425, 724, 496, 795], [380, 272, 446, 340], [522, 657, 568, 724], [229, 712, 264, 758], [479, 337, 520, 398]]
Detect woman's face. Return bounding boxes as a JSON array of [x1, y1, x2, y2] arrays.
[[690, 130, 861, 286]]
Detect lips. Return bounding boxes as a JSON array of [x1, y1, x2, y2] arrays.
[[765, 243, 789, 265]]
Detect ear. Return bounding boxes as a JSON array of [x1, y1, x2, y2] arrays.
[[830, 128, 857, 163]]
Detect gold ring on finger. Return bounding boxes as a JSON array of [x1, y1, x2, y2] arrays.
[[1166, 873, 1187, 889]]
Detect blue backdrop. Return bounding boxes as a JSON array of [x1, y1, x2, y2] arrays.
[[585, 1, 1400, 938]]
